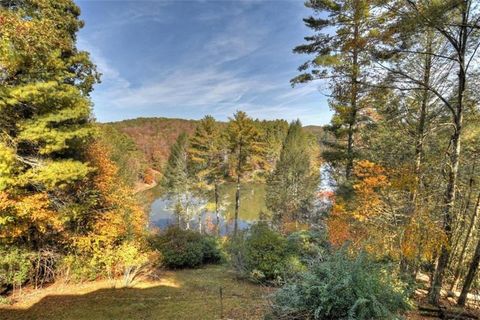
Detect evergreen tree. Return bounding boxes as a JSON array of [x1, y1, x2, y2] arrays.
[[377, 0, 480, 304], [0, 0, 100, 248], [266, 120, 319, 232], [188, 116, 226, 233], [292, 0, 373, 183], [226, 111, 264, 236], [161, 132, 197, 229], [256, 119, 289, 174]]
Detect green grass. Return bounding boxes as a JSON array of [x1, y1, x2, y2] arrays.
[[0, 265, 272, 320]]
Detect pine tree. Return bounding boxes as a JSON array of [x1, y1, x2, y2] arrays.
[[292, 0, 373, 183], [189, 115, 226, 233], [226, 111, 264, 236], [266, 120, 319, 232], [0, 0, 100, 248], [377, 0, 480, 305], [161, 132, 196, 229]]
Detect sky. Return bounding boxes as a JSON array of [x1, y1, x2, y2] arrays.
[[76, 0, 332, 125]]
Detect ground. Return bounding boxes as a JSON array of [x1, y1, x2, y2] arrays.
[[0, 265, 272, 320], [3, 266, 480, 320]]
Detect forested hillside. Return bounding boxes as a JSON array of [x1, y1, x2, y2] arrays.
[[102, 117, 323, 185], [106, 118, 198, 172]]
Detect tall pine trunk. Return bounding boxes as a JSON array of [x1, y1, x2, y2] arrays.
[[428, 39, 466, 305], [458, 194, 480, 306], [450, 183, 479, 292], [345, 6, 360, 181], [400, 32, 432, 277]]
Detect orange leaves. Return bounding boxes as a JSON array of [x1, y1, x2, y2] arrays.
[[87, 141, 118, 196], [0, 192, 62, 242], [402, 210, 447, 262], [351, 160, 390, 222], [353, 160, 389, 192], [82, 138, 147, 247], [327, 202, 352, 247], [143, 168, 156, 185]]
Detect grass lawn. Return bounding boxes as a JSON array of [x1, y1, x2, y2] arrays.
[[0, 265, 272, 320]]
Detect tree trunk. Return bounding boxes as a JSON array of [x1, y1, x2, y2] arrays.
[[450, 192, 480, 292], [428, 5, 468, 303], [428, 50, 466, 306], [458, 195, 480, 306], [345, 7, 360, 181], [233, 176, 240, 237], [198, 212, 202, 233], [449, 160, 477, 272], [400, 31, 432, 277], [234, 143, 243, 237], [215, 182, 220, 235]]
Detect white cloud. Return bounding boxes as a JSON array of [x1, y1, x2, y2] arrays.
[[97, 67, 277, 109], [76, 0, 332, 125]]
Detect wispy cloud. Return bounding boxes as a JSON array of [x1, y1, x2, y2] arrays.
[[76, 0, 332, 125]]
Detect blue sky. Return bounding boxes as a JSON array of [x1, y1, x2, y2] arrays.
[[76, 0, 331, 125]]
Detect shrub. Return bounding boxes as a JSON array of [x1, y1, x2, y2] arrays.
[[269, 249, 411, 320], [201, 235, 223, 264], [151, 227, 222, 269], [228, 223, 290, 283], [60, 254, 101, 282], [109, 242, 151, 287], [286, 230, 329, 263], [0, 248, 31, 293]]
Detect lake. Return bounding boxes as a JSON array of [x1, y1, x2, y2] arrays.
[[142, 165, 332, 234], [143, 182, 269, 234]]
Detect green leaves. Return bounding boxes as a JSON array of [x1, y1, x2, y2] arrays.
[[18, 160, 92, 190], [266, 120, 319, 227], [227, 111, 265, 177]]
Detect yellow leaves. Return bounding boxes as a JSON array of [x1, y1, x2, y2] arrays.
[[352, 160, 389, 221], [402, 210, 447, 262], [16, 193, 63, 233], [87, 141, 118, 195], [0, 192, 62, 241], [353, 160, 389, 191], [83, 139, 147, 244], [313, 54, 341, 66], [0, 142, 16, 191]]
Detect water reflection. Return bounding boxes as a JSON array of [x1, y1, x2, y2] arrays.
[[146, 183, 269, 234]]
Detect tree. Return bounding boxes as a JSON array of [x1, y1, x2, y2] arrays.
[[161, 133, 200, 229], [226, 111, 264, 236], [0, 0, 99, 248], [292, 0, 373, 183], [395, 1, 480, 304], [189, 116, 226, 233], [266, 120, 319, 231], [457, 192, 480, 306]]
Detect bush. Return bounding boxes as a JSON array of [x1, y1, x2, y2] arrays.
[[151, 227, 223, 269], [286, 230, 329, 263], [228, 223, 290, 283], [201, 235, 223, 264], [106, 242, 151, 287], [269, 249, 411, 320], [0, 248, 31, 293]]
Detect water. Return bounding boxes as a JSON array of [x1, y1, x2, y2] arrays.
[[146, 183, 269, 234], [144, 164, 333, 234]]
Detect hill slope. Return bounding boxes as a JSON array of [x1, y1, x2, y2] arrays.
[[106, 117, 198, 171], [103, 117, 325, 185]]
